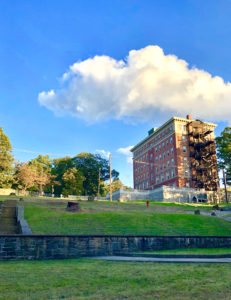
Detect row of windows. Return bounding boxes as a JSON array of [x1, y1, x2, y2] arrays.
[[134, 126, 174, 157], [135, 166, 190, 183], [135, 144, 187, 169], [135, 154, 189, 174], [154, 137, 173, 151], [135, 157, 177, 174]]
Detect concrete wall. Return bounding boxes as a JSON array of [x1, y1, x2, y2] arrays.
[[1, 235, 231, 261], [108, 186, 213, 203], [16, 205, 33, 235]]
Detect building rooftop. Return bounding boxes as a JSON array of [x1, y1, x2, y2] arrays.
[[130, 116, 217, 152]]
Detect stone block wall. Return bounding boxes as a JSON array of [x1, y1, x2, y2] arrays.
[[0, 235, 231, 261], [16, 205, 33, 235]]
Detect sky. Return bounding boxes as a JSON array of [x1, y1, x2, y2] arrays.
[[0, 0, 231, 187]]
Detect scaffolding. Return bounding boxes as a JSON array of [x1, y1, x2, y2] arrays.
[[187, 120, 219, 191]]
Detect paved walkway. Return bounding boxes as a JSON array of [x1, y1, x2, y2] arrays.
[[200, 210, 231, 222], [92, 256, 231, 263]]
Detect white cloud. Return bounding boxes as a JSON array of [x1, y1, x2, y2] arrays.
[[117, 146, 134, 164], [38, 45, 231, 123], [95, 149, 110, 159]]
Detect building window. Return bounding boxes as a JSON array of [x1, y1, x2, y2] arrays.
[[184, 157, 187, 164], [166, 139, 169, 146], [155, 146, 157, 152], [166, 171, 170, 180], [161, 173, 164, 182], [150, 143, 153, 149], [159, 144, 161, 150], [159, 154, 162, 160], [183, 146, 187, 153], [185, 168, 189, 177], [167, 150, 169, 156], [169, 126, 172, 132], [167, 160, 170, 166], [171, 169, 175, 177], [151, 173, 154, 180], [151, 163, 153, 169], [150, 153, 153, 160], [163, 164, 166, 169], [186, 182, 190, 187], [182, 135, 186, 142], [156, 176, 159, 184], [171, 147, 173, 154], [162, 142, 165, 148], [171, 158, 174, 165], [170, 137, 173, 144], [146, 180, 149, 187], [163, 152, 165, 159]]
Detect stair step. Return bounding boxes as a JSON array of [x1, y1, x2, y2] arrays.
[[0, 200, 19, 234]]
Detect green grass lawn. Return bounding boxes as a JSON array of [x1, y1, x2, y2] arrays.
[[136, 248, 231, 255], [24, 201, 231, 235], [0, 259, 231, 300]]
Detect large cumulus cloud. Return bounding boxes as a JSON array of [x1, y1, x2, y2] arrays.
[[38, 45, 231, 123]]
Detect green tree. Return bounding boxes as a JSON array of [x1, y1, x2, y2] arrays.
[[216, 127, 231, 185], [104, 179, 124, 195], [52, 153, 119, 196], [29, 155, 53, 194], [62, 168, 85, 196], [52, 156, 73, 195], [71, 153, 119, 195], [0, 127, 14, 188]]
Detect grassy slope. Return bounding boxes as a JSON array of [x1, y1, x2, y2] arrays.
[[24, 201, 231, 235], [0, 259, 231, 300]]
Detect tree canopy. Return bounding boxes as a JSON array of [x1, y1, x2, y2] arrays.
[[0, 127, 14, 188], [216, 127, 231, 185], [52, 153, 119, 196]]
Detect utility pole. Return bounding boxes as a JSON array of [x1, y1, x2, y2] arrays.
[[109, 154, 112, 201], [223, 168, 228, 204], [97, 168, 101, 197]]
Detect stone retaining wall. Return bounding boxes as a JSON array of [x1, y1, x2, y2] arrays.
[[16, 205, 33, 235], [1, 235, 231, 261]]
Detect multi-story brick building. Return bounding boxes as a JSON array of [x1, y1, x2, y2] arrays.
[[131, 115, 219, 191]]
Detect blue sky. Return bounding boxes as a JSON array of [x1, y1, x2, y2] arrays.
[[0, 0, 231, 187]]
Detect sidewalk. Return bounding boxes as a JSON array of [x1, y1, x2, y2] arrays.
[[92, 256, 231, 263]]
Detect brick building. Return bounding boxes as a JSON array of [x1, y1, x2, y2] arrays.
[[131, 115, 219, 191]]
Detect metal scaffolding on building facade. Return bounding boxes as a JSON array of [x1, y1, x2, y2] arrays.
[[187, 120, 219, 191]]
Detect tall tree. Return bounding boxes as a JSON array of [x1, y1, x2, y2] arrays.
[[216, 127, 231, 185], [71, 153, 119, 195], [52, 156, 73, 195], [29, 155, 52, 194], [0, 127, 14, 188], [62, 168, 85, 196], [14, 163, 37, 191], [104, 179, 124, 195], [52, 153, 119, 196]]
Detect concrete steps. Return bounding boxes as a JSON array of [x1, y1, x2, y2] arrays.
[[0, 200, 20, 234]]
